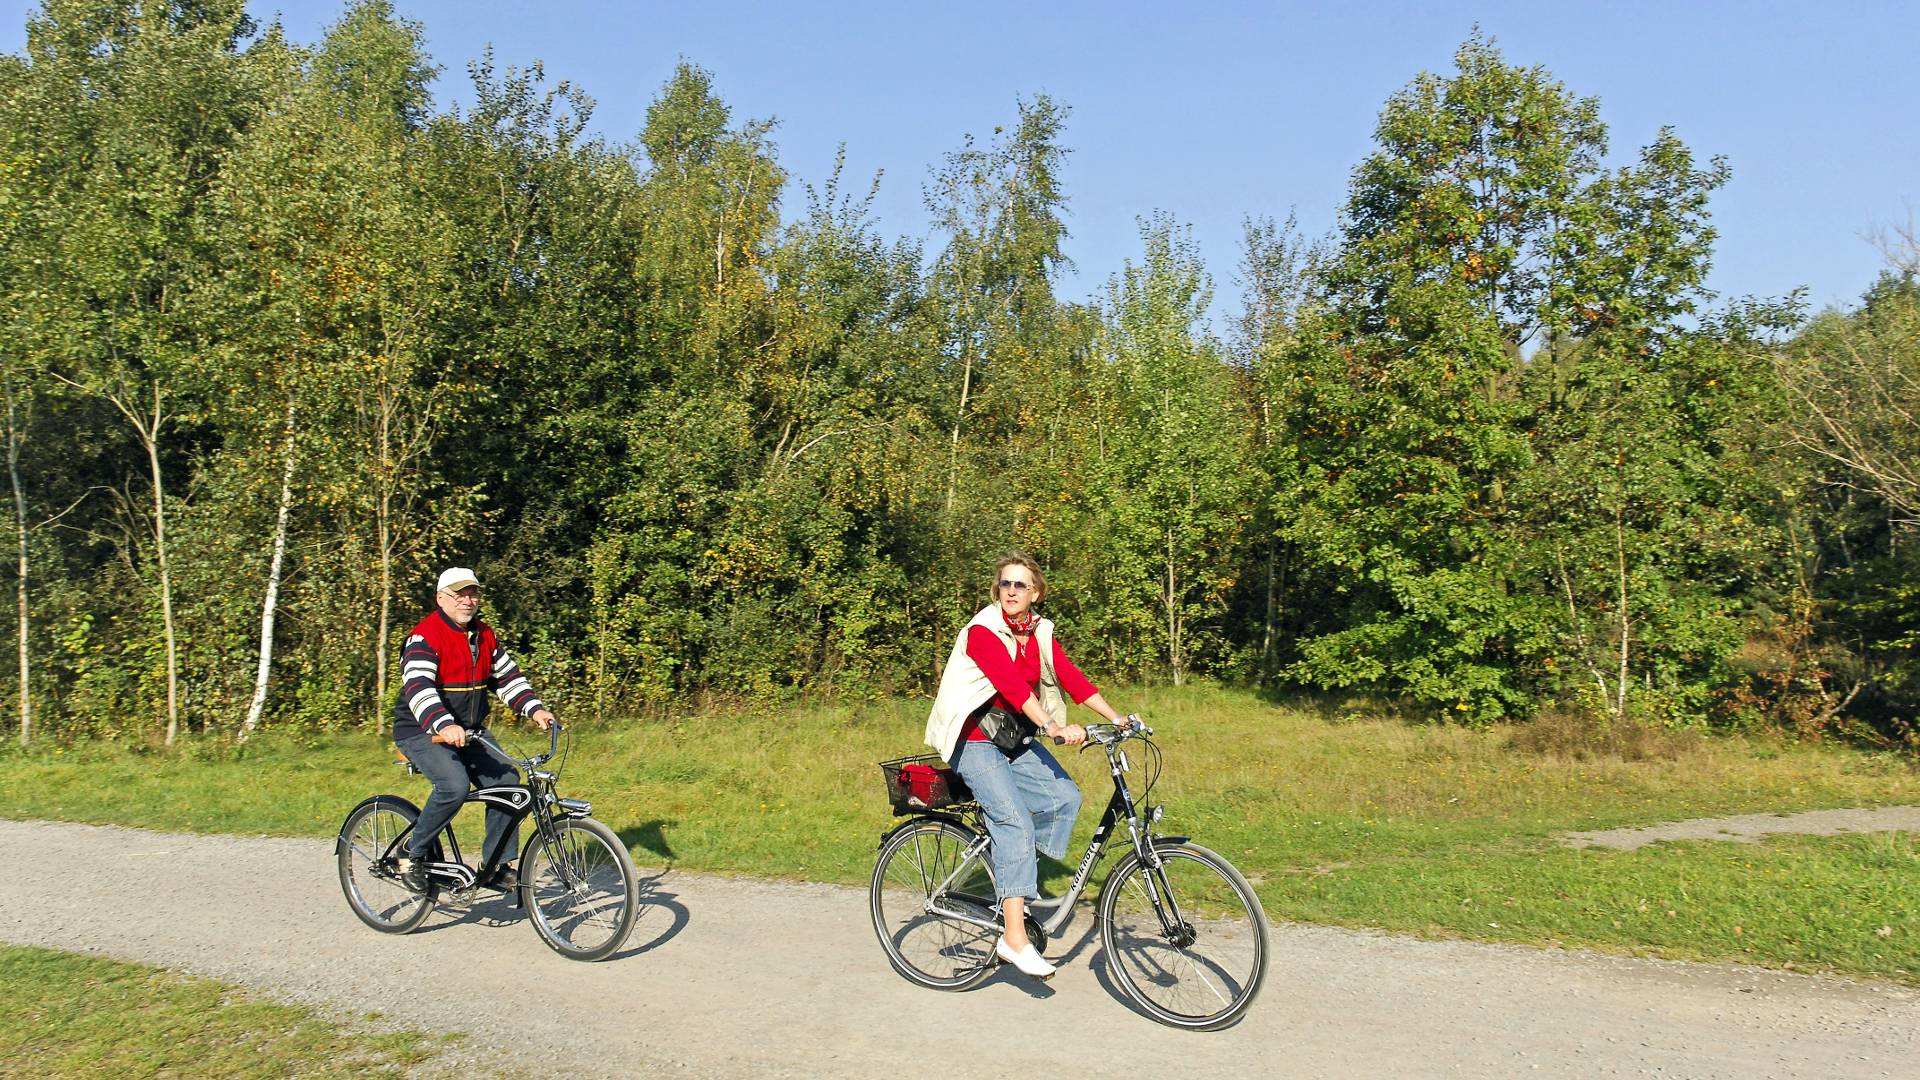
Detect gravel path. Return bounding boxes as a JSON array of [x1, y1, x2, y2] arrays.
[[1561, 806, 1920, 851], [3, 819, 1915, 1079]]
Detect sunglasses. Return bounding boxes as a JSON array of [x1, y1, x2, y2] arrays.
[[998, 579, 1035, 592]]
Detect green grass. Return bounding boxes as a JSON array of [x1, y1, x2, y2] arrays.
[[0, 946, 446, 1079], [4, 684, 1917, 979]]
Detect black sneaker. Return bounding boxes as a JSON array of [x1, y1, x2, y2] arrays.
[[400, 857, 431, 893], [479, 867, 519, 892]]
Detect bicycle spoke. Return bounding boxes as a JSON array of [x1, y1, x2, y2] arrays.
[[1102, 845, 1267, 1029], [338, 801, 434, 935], [871, 821, 999, 989], [523, 820, 636, 960]]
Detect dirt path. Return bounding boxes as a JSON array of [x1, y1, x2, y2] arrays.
[[1560, 806, 1920, 851], [3, 819, 1914, 1079]]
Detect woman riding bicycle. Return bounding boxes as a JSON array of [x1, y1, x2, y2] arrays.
[[924, 553, 1129, 980]]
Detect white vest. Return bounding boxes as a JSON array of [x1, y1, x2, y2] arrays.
[[924, 604, 1068, 762]]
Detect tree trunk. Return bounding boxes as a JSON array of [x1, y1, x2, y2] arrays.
[[1166, 525, 1185, 686], [945, 345, 975, 515], [376, 486, 392, 722], [144, 385, 180, 745], [241, 397, 297, 741], [4, 374, 28, 747], [1261, 536, 1279, 681], [1613, 506, 1630, 722]]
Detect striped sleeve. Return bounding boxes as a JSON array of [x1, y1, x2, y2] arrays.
[[400, 635, 453, 733], [489, 640, 545, 717]]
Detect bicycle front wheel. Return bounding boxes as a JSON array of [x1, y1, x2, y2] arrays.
[[337, 795, 435, 934], [519, 818, 639, 962], [1098, 841, 1269, 1030], [870, 817, 1000, 991]]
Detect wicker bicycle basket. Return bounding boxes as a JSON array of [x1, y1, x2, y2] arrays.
[[879, 754, 973, 816]]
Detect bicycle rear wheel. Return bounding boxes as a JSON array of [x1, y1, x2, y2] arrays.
[[869, 817, 1000, 991], [519, 818, 639, 962], [337, 795, 435, 934], [1098, 841, 1268, 1030]]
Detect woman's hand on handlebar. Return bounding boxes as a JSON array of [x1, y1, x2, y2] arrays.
[[1052, 723, 1087, 747]]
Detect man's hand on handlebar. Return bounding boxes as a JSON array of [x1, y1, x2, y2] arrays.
[[436, 724, 468, 748], [530, 708, 555, 731]]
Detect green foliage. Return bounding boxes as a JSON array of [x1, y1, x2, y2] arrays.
[[0, 9, 1908, 745], [1075, 214, 1255, 683], [1267, 33, 1788, 726]]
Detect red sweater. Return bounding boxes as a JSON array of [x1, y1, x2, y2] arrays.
[[961, 623, 1098, 742]]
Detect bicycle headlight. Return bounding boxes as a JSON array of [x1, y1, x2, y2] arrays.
[[1150, 805, 1165, 824]]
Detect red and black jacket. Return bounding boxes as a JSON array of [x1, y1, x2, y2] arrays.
[[391, 610, 545, 741]]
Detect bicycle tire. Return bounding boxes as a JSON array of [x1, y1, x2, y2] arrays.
[[518, 817, 639, 962], [870, 817, 1001, 991], [336, 795, 436, 934], [1098, 841, 1269, 1030]]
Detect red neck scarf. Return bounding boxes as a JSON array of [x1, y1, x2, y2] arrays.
[[1003, 608, 1038, 635]]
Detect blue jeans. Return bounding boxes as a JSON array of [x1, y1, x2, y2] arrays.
[[396, 732, 521, 865], [950, 739, 1082, 903]]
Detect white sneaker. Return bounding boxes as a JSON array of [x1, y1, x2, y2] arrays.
[[995, 936, 1057, 979]]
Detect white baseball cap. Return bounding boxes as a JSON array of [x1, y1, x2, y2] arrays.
[[436, 567, 480, 593]]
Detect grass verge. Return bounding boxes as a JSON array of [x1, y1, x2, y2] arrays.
[[3, 684, 1916, 979], [0, 945, 445, 1079]]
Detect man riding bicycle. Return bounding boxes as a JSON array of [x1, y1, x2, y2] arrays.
[[394, 567, 554, 893]]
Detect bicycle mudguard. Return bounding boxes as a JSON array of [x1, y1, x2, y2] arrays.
[[334, 794, 422, 851], [334, 794, 443, 863], [877, 812, 976, 848]]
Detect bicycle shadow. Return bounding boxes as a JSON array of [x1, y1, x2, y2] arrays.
[[412, 866, 689, 958], [620, 820, 676, 861], [602, 868, 688, 960], [414, 893, 528, 933], [1074, 910, 1262, 1031]]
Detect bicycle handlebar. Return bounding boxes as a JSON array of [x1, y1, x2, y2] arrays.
[[430, 720, 564, 767], [1062, 714, 1150, 747]]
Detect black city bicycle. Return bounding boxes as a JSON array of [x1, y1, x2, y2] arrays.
[[870, 719, 1269, 1030], [336, 722, 639, 962]]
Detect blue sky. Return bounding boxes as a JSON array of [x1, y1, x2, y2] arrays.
[[7, 1, 1917, 323]]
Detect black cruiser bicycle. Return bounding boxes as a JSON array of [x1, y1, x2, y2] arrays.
[[871, 718, 1269, 1030], [336, 722, 639, 961]]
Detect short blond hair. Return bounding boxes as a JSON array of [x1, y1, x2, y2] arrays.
[[992, 552, 1047, 603]]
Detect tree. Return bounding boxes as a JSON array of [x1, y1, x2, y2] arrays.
[[24, 0, 272, 742], [1090, 215, 1253, 683], [1774, 267, 1920, 526], [1272, 34, 1736, 719], [0, 48, 44, 743]]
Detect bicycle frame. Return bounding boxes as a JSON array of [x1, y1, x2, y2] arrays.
[[392, 730, 594, 892], [918, 732, 1181, 940]]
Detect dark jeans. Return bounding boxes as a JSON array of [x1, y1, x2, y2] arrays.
[[396, 731, 521, 864]]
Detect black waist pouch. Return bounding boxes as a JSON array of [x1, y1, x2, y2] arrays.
[[973, 705, 1035, 754]]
